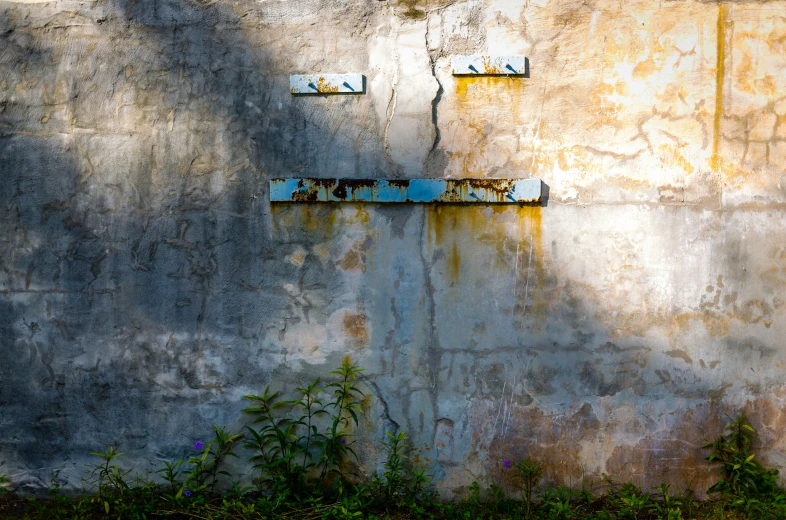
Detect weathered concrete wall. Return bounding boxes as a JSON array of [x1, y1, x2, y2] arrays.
[[2, 0, 786, 496]]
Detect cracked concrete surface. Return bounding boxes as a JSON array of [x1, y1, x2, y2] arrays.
[[2, 0, 786, 499]]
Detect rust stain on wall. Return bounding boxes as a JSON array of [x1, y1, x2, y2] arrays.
[[448, 240, 461, 281], [353, 207, 371, 224], [474, 399, 741, 496], [665, 349, 693, 365], [451, 76, 528, 177], [427, 205, 545, 287], [343, 312, 369, 346], [302, 206, 339, 235], [658, 144, 695, 176], [427, 205, 457, 245], [340, 249, 365, 272], [516, 206, 546, 321], [427, 205, 461, 284], [711, 4, 729, 172]]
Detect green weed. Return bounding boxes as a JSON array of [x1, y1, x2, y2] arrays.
[[4, 388, 786, 520], [513, 456, 543, 518]]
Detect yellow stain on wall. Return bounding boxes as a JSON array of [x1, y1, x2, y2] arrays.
[[451, 76, 528, 177], [448, 240, 461, 281], [711, 4, 729, 171], [269, 204, 340, 239], [516, 205, 546, 321], [426, 205, 461, 282], [658, 144, 695, 175], [425, 204, 546, 328]]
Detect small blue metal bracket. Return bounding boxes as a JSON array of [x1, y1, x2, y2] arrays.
[[451, 56, 529, 76], [270, 178, 543, 204], [290, 74, 365, 94]]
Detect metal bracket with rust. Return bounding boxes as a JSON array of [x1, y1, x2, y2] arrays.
[[451, 55, 529, 76], [269, 178, 543, 204], [290, 74, 365, 94]]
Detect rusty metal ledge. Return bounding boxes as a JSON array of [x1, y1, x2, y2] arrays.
[[290, 74, 365, 94], [451, 55, 529, 76], [269, 178, 543, 204]]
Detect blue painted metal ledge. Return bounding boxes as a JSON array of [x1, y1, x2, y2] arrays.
[[270, 178, 543, 204]]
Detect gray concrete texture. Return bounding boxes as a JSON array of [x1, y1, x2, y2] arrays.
[[1, 0, 786, 497]]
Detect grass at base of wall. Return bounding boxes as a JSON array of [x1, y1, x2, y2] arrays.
[[2, 362, 784, 520], [0, 489, 783, 520]]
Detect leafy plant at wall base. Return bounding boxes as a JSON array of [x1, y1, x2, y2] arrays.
[[408, 467, 430, 501], [321, 356, 365, 484], [673, 486, 695, 519], [156, 458, 184, 496], [703, 413, 784, 505], [295, 377, 328, 474], [205, 424, 244, 492], [86, 446, 131, 494], [246, 376, 328, 499], [649, 483, 682, 520], [243, 356, 365, 500], [513, 456, 543, 518], [185, 441, 213, 495], [0, 461, 8, 496], [486, 484, 506, 517], [243, 385, 304, 494], [375, 430, 429, 507], [380, 431, 407, 503], [616, 483, 649, 520], [468, 480, 481, 506], [542, 486, 577, 519]]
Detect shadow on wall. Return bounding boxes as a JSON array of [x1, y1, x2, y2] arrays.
[[0, 0, 389, 489]]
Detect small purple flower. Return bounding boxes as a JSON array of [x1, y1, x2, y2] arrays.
[[194, 441, 202, 450], [503, 459, 510, 468], [341, 439, 347, 445], [185, 490, 192, 498]]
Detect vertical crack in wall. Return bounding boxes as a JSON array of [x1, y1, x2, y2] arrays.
[[384, 14, 400, 163], [428, 73, 443, 153], [426, 13, 444, 154], [383, 87, 398, 161], [418, 207, 440, 445], [365, 379, 401, 434]]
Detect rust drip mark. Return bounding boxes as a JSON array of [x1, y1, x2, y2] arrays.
[[516, 206, 545, 322], [427, 205, 455, 248], [440, 179, 532, 203], [481, 57, 502, 75], [333, 179, 379, 201], [711, 4, 729, 171], [448, 240, 460, 281], [425, 205, 465, 286]]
